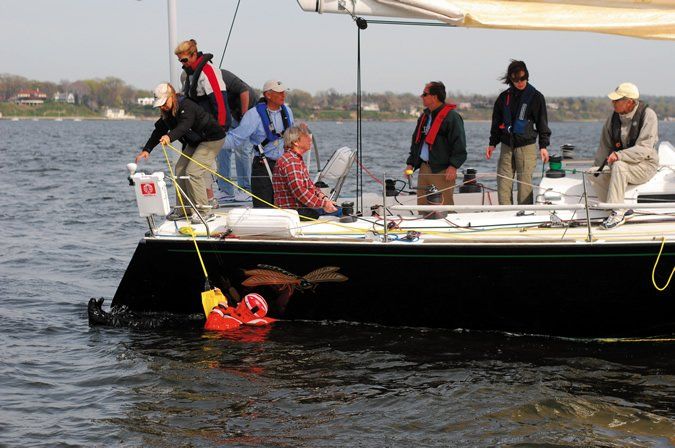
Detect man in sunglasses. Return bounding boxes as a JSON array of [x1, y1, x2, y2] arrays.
[[486, 60, 550, 205], [405, 81, 467, 207], [590, 82, 659, 229]]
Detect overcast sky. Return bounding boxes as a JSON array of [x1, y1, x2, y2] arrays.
[[3, 0, 674, 97]]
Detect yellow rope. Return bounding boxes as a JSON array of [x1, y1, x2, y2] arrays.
[[163, 142, 367, 234], [597, 337, 675, 343], [652, 236, 674, 292], [161, 143, 209, 281], [165, 142, 274, 206]]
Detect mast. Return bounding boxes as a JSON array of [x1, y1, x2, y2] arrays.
[[167, 0, 179, 88]]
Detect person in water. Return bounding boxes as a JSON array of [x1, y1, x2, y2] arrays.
[[272, 125, 338, 216], [222, 79, 295, 208], [590, 82, 659, 229], [135, 82, 225, 221], [486, 60, 551, 205], [405, 81, 467, 206]]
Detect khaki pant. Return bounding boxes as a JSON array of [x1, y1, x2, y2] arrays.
[[174, 138, 224, 209], [497, 143, 538, 205], [589, 160, 657, 206], [417, 162, 455, 205]]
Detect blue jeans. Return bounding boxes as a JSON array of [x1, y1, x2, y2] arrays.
[[216, 119, 252, 196]]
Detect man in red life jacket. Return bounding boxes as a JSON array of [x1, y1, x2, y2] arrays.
[[405, 81, 467, 206]]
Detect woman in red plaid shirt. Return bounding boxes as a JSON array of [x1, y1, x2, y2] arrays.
[[272, 125, 338, 214]]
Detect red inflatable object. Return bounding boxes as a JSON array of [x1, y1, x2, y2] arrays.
[[204, 294, 276, 331]]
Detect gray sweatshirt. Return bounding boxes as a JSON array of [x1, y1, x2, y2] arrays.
[[594, 101, 659, 168]]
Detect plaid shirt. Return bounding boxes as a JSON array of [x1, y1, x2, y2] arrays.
[[272, 150, 324, 209]]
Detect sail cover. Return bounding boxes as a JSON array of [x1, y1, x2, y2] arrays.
[[296, 0, 675, 40]]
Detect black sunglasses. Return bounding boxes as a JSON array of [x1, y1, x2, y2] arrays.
[[420, 92, 431, 97], [179, 57, 189, 63], [511, 76, 528, 83]]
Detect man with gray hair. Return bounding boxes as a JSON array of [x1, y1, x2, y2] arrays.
[[591, 82, 659, 229], [272, 125, 338, 215]]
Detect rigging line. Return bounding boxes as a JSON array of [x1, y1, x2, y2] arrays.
[[366, 19, 457, 28], [652, 237, 674, 292], [160, 144, 209, 281], [355, 157, 384, 185], [218, 0, 242, 68], [356, 24, 363, 215]]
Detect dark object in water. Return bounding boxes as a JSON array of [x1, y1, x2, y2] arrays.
[[87, 298, 203, 329]]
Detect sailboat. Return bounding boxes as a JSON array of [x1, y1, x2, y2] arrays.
[[90, 0, 675, 337]]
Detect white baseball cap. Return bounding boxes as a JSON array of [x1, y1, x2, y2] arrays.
[[607, 82, 639, 100], [152, 82, 172, 107], [262, 79, 288, 93]]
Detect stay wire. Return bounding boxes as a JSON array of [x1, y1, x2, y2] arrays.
[[356, 26, 363, 214], [160, 143, 210, 282], [218, 0, 242, 68]]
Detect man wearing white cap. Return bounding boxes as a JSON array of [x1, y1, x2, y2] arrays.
[[221, 79, 295, 207], [591, 82, 659, 229]]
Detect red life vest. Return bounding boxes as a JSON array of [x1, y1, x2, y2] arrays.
[[414, 104, 457, 147], [204, 293, 276, 331]]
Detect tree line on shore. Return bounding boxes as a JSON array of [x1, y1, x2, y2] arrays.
[[1, 73, 673, 121]]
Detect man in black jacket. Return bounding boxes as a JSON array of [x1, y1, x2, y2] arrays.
[[405, 81, 467, 206], [486, 60, 550, 205]]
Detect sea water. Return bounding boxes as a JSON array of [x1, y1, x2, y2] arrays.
[[1, 119, 674, 447]]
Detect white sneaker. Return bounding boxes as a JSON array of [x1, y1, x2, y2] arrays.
[[600, 211, 626, 230], [234, 190, 252, 202]]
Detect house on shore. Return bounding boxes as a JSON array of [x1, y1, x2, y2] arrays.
[[105, 108, 135, 120], [54, 92, 75, 104], [15, 89, 47, 105]]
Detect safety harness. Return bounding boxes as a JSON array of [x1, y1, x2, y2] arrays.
[[610, 102, 649, 150], [256, 102, 293, 147], [414, 104, 456, 146], [500, 84, 536, 135]]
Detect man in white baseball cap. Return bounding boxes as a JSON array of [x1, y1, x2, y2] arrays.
[[591, 82, 659, 229], [220, 79, 295, 207], [607, 82, 640, 101]]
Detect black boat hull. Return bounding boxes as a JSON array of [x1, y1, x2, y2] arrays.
[[110, 238, 675, 337]]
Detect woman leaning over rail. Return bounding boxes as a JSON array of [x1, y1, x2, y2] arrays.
[[134, 82, 226, 221]]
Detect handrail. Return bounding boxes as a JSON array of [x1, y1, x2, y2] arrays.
[[391, 202, 675, 212]]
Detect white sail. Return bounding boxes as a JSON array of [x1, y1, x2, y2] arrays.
[[296, 0, 675, 40]]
